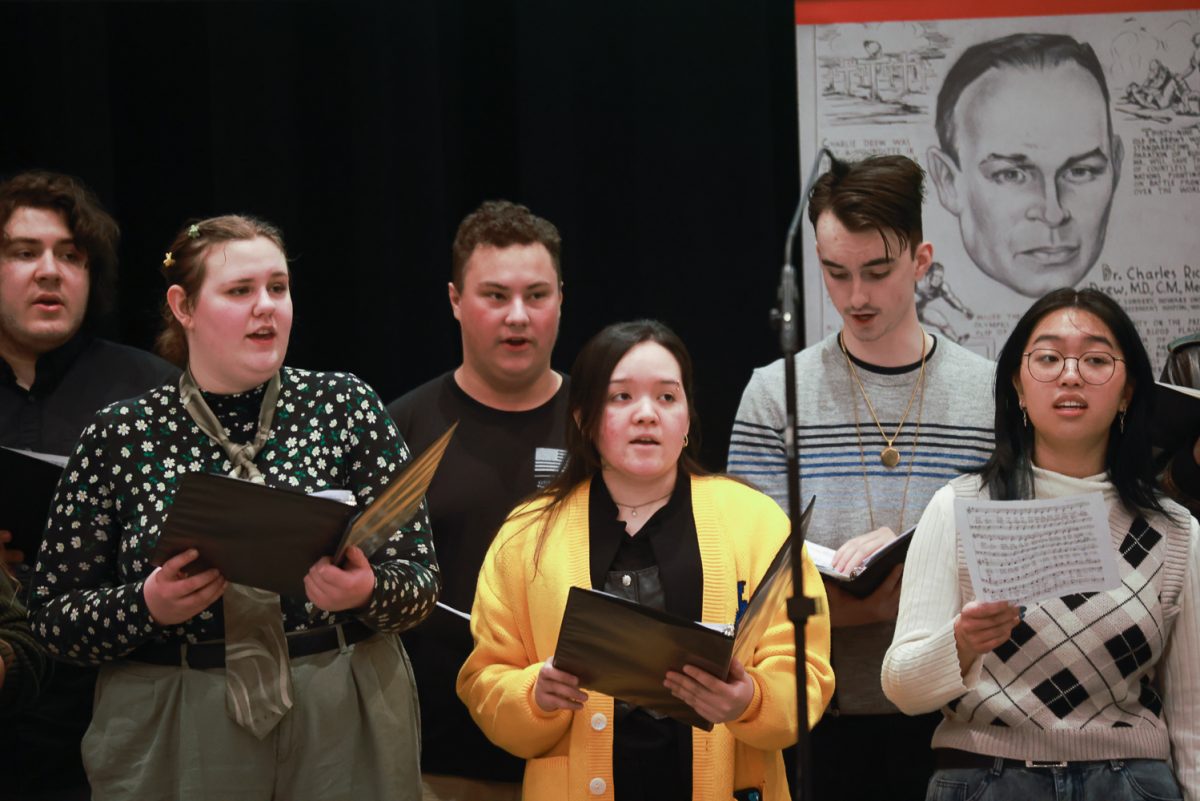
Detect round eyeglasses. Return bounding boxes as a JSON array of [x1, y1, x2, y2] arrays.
[[1023, 349, 1125, 385]]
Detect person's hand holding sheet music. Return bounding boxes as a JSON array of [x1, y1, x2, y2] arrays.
[[663, 657, 754, 725], [303, 545, 377, 612], [144, 548, 228, 626], [953, 600, 1020, 675], [533, 656, 589, 713], [826, 563, 903, 627]]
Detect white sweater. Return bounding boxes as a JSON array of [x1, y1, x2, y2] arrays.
[[882, 468, 1199, 800]]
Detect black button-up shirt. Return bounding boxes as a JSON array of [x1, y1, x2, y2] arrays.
[[0, 333, 176, 797], [590, 473, 700, 801], [0, 333, 178, 455]]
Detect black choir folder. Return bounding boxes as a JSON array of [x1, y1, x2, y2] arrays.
[[150, 422, 456, 599], [1152, 381, 1200, 451], [551, 498, 814, 730], [810, 525, 917, 599], [0, 446, 69, 559]]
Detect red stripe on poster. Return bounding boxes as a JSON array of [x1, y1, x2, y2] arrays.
[[796, 1, 1199, 25]]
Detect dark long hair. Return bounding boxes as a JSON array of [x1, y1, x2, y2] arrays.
[[518, 320, 710, 563], [973, 288, 1166, 517]]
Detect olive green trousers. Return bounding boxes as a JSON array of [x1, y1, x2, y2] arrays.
[[83, 634, 420, 801]]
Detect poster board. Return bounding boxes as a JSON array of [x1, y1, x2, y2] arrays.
[[795, 5, 1200, 369]]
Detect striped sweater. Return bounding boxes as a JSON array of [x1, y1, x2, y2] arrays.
[[728, 331, 995, 713]]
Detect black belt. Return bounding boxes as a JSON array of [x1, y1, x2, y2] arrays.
[[935, 749, 1162, 771], [128, 619, 376, 669]]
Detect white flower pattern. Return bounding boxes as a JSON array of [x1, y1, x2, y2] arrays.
[[28, 368, 439, 665]]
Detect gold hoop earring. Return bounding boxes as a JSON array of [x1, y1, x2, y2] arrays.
[[683, 434, 689, 447]]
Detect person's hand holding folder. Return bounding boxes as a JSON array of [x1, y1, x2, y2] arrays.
[[830, 525, 898, 576], [825, 526, 903, 628], [144, 548, 228, 626], [535, 652, 756, 727], [663, 658, 754, 725], [304, 545, 377, 612], [150, 423, 457, 600], [533, 656, 589, 713]]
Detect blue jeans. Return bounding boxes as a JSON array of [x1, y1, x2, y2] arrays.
[[926, 759, 1182, 801]]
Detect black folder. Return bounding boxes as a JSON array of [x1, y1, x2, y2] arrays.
[[150, 422, 456, 598], [551, 497, 814, 729], [1151, 381, 1200, 451], [816, 525, 915, 599], [0, 446, 68, 560]]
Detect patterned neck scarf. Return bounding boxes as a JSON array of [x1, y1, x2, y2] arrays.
[[179, 368, 294, 739]]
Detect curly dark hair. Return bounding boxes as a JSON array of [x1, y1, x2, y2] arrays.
[[0, 170, 120, 324], [451, 200, 561, 289]]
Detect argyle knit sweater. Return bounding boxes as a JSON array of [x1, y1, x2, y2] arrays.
[[882, 469, 1199, 800]]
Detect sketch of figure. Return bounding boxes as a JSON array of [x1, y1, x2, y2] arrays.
[[916, 262, 974, 342], [1178, 32, 1200, 85], [926, 33, 1122, 298], [1171, 33, 1200, 115], [1125, 59, 1184, 109]]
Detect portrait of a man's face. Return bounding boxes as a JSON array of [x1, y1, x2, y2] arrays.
[[927, 35, 1123, 298]]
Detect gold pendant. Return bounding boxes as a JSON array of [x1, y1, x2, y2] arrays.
[[880, 446, 901, 468]]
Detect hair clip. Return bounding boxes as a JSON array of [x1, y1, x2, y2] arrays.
[[187, 224, 201, 239], [163, 252, 175, 268]]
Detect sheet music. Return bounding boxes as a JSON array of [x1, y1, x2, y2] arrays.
[[955, 492, 1119, 604], [436, 601, 470, 621], [1, 446, 69, 468], [805, 542, 841, 575]]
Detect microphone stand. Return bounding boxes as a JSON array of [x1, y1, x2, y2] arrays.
[[770, 147, 831, 801]]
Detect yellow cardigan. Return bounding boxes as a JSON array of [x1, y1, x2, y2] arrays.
[[457, 475, 834, 801]]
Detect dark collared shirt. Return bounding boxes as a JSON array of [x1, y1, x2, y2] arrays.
[[0, 332, 176, 798], [0, 333, 178, 455], [590, 473, 700, 801]]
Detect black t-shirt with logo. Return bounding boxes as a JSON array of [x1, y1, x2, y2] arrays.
[[387, 371, 569, 781]]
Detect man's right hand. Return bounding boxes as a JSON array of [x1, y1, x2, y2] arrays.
[[825, 563, 903, 628], [143, 549, 227, 626], [831, 526, 898, 575]]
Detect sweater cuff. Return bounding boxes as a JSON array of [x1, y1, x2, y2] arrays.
[[735, 668, 764, 724], [887, 619, 971, 713]]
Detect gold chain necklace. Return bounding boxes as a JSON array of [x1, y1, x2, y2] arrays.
[[839, 332, 927, 468], [612, 489, 673, 518], [850, 358, 926, 533]]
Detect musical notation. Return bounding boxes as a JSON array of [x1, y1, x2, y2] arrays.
[[953, 492, 1119, 604]]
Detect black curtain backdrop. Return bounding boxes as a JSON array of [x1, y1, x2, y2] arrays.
[[1, 0, 802, 471]]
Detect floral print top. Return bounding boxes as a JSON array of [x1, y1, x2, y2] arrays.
[[28, 367, 440, 666]]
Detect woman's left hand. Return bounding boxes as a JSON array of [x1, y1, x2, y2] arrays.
[[664, 658, 755, 725], [304, 546, 377, 612]]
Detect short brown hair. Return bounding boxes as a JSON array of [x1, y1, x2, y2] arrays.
[[450, 200, 562, 289], [156, 215, 287, 367], [807, 154, 925, 257], [0, 170, 120, 323]]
